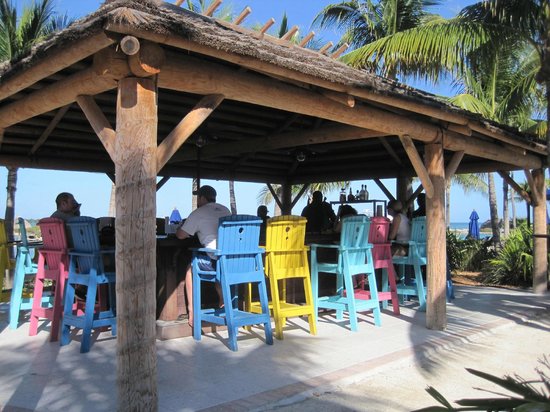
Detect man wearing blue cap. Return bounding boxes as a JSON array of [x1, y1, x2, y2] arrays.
[[176, 185, 231, 327]]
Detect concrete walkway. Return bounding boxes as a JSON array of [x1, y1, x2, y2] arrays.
[[0, 286, 548, 412]]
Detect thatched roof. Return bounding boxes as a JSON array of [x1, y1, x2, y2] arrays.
[[0, 0, 545, 184]]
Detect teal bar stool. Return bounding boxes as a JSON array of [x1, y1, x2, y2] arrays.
[[310, 215, 382, 331]]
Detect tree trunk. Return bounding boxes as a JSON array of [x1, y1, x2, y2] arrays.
[[488, 173, 501, 247], [532, 168, 548, 293], [4, 167, 18, 244], [228, 180, 237, 214], [502, 174, 509, 238], [510, 187, 516, 229], [115, 77, 158, 411]]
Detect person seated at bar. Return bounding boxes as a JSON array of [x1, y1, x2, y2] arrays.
[[333, 204, 358, 233], [301, 190, 336, 233], [51, 192, 81, 222], [411, 193, 426, 218], [388, 199, 410, 256], [257, 205, 270, 240], [176, 185, 231, 328]]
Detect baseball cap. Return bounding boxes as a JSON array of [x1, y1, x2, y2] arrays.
[[193, 185, 217, 200]]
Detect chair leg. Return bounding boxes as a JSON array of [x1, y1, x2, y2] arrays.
[[192, 272, 202, 341], [342, 263, 358, 332], [310, 250, 319, 327], [386, 265, 400, 315], [414, 263, 426, 311], [49, 269, 66, 342], [9, 256, 25, 329], [29, 254, 46, 336], [81, 276, 98, 353], [366, 269, 382, 327], [257, 279, 273, 346], [221, 278, 238, 351], [302, 272, 317, 336], [270, 275, 284, 340], [61, 279, 76, 346]]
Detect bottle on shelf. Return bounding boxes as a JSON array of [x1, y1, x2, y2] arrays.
[[347, 187, 355, 202], [339, 187, 346, 203], [356, 189, 360, 200], [364, 185, 369, 200], [359, 185, 365, 200]]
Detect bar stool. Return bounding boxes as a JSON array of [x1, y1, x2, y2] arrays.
[[29, 218, 68, 341], [61, 217, 116, 353], [9, 218, 51, 329]]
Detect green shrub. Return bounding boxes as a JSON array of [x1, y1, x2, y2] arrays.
[[446, 231, 495, 272], [480, 224, 533, 286]]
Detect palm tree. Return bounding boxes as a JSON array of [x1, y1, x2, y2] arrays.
[[0, 0, 69, 240]]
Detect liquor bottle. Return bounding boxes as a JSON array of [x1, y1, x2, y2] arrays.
[[339, 187, 346, 203], [359, 185, 365, 200], [356, 190, 360, 200], [364, 185, 369, 200], [347, 187, 355, 202]]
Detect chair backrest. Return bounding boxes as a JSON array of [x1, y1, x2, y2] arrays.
[[339, 215, 371, 266], [66, 217, 102, 274], [18, 218, 30, 249], [38, 217, 68, 272], [368, 216, 391, 245], [410, 217, 427, 258], [265, 215, 307, 274], [217, 215, 262, 275]]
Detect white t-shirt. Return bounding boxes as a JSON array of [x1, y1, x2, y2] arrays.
[[395, 213, 411, 243], [181, 202, 231, 251]]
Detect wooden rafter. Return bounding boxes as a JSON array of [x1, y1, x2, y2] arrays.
[[524, 169, 539, 206], [156, 176, 170, 191], [378, 137, 402, 165], [77, 95, 116, 160], [29, 104, 71, 155], [399, 135, 434, 198], [373, 178, 395, 202], [444, 150, 464, 180], [267, 183, 283, 211], [497, 170, 531, 205], [291, 184, 310, 209], [156, 94, 224, 173]]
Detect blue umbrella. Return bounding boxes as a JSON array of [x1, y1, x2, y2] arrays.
[[468, 210, 480, 239], [169, 207, 182, 224]]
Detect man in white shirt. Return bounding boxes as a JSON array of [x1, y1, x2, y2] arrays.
[[176, 185, 231, 327]]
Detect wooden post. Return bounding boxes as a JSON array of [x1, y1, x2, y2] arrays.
[[531, 168, 548, 294], [115, 77, 158, 411], [425, 141, 447, 330]]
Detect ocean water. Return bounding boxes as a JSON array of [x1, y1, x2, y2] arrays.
[[449, 222, 469, 230]]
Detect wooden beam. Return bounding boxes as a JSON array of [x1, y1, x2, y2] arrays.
[[120, 36, 140, 56], [115, 77, 158, 410], [378, 137, 402, 165], [497, 170, 531, 205], [0, 53, 131, 129], [318, 42, 333, 55], [531, 168, 548, 294], [0, 32, 115, 101], [321, 90, 355, 107], [28, 104, 71, 155], [156, 94, 224, 173], [399, 135, 434, 198], [174, 125, 387, 162], [444, 150, 464, 180], [373, 178, 395, 202], [233, 6, 251, 25], [107, 172, 115, 184], [425, 141, 447, 330], [154, 54, 542, 170], [76, 95, 116, 160], [281, 25, 299, 41], [291, 184, 310, 209], [469, 122, 547, 155], [0, 129, 3, 150], [260, 18, 275, 35], [267, 183, 283, 211], [128, 40, 165, 78], [299, 31, 315, 47], [156, 176, 170, 191], [331, 43, 349, 59], [524, 169, 539, 206], [204, 0, 222, 17]]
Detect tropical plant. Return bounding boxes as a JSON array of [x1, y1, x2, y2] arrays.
[[0, 0, 70, 240], [446, 230, 495, 272], [481, 223, 534, 286], [415, 356, 550, 411]]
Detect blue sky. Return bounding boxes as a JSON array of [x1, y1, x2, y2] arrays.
[[4, 0, 528, 223]]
